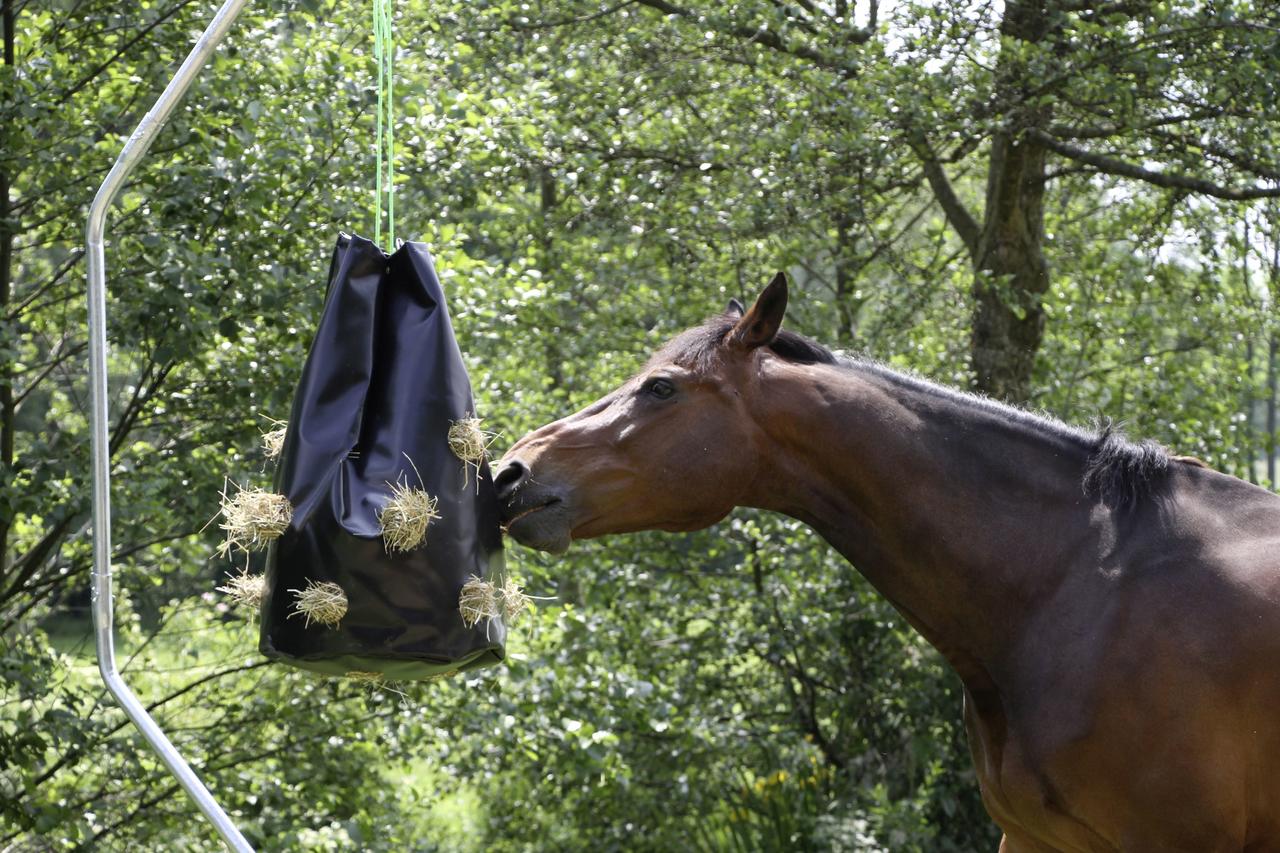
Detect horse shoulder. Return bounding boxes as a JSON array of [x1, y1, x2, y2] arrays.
[[972, 474, 1280, 849]]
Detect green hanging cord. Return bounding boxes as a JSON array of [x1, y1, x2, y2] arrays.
[[385, 0, 395, 247], [372, 0, 395, 250], [372, 0, 383, 248]]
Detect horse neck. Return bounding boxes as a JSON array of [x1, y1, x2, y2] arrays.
[[744, 357, 1097, 682]]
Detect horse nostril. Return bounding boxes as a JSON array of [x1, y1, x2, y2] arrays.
[[493, 459, 530, 501]]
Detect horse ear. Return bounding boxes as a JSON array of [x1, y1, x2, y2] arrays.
[[726, 297, 746, 317], [728, 272, 788, 350]]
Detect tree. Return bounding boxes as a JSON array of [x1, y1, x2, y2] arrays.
[[490, 0, 1280, 402], [3, 0, 1276, 848]]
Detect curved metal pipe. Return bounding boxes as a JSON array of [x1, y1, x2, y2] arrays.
[[86, 0, 254, 849]]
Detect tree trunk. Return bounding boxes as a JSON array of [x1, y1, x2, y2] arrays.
[[969, 0, 1052, 404], [1, 0, 16, 578], [1240, 216, 1257, 483], [1268, 333, 1277, 488], [832, 209, 859, 346], [1244, 339, 1258, 483], [536, 165, 580, 604], [537, 165, 565, 392], [1270, 220, 1279, 489], [971, 132, 1050, 404]]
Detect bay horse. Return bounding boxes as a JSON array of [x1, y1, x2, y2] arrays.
[[493, 273, 1280, 851]]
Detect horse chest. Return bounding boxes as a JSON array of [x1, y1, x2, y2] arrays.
[[963, 653, 1274, 853], [963, 687, 1118, 851]]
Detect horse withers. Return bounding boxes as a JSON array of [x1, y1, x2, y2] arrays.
[[493, 273, 1280, 852]]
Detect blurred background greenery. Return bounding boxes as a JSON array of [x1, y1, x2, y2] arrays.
[[1, 0, 1277, 849]]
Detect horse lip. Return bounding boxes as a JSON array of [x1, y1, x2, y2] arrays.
[[502, 496, 561, 530]]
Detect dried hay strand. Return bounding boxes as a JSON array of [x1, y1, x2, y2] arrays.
[[288, 580, 348, 628], [427, 669, 459, 682], [448, 415, 499, 490], [500, 576, 530, 624], [261, 419, 288, 461], [343, 670, 410, 702], [458, 575, 500, 628], [345, 670, 384, 684], [458, 575, 534, 629], [448, 416, 496, 463], [218, 484, 292, 556], [217, 571, 266, 610], [378, 480, 440, 553]]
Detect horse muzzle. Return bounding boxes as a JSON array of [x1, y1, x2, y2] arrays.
[[492, 458, 574, 554]]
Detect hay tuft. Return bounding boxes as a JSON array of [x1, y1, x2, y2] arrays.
[[378, 481, 440, 553], [459, 575, 533, 629], [261, 420, 288, 460], [448, 416, 495, 463], [288, 580, 348, 628], [217, 571, 266, 609], [500, 576, 530, 624], [458, 576, 500, 628], [219, 484, 292, 555], [448, 416, 498, 490]]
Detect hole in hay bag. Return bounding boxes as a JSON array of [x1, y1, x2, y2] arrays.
[[260, 233, 506, 680]]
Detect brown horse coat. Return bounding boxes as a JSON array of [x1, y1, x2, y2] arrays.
[[495, 275, 1280, 851]]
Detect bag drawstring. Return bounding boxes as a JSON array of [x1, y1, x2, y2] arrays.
[[372, 0, 395, 251]]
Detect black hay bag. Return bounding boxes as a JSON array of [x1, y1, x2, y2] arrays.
[[260, 233, 506, 680]]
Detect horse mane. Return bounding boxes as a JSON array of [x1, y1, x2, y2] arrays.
[[854, 360, 1174, 510], [665, 311, 1174, 510], [1082, 420, 1171, 509]]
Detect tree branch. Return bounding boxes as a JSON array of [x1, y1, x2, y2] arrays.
[[1148, 129, 1280, 183], [633, 0, 867, 73], [7, 249, 84, 321], [915, 145, 981, 257], [743, 537, 846, 770], [1027, 128, 1280, 200], [58, 0, 200, 104], [1, 348, 176, 608], [765, 0, 821, 35], [12, 341, 86, 410], [29, 661, 271, 789], [563, 140, 730, 172], [1046, 109, 1223, 140], [1059, 0, 1151, 18], [0, 509, 81, 607], [501, 0, 639, 31]]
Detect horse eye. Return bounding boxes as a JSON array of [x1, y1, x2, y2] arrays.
[[644, 378, 676, 400]]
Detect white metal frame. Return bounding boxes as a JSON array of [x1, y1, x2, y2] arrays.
[[85, 0, 254, 849]]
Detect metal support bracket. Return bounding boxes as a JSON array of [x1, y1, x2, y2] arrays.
[[86, 1, 254, 849]]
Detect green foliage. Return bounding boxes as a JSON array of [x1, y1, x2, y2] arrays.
[[1, 0, 1277, 850]]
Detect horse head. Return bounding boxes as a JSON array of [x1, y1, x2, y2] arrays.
[[493, 273, 812, 553]]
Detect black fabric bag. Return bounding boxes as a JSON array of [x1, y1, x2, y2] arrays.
[[260, 233, 506, 679]]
